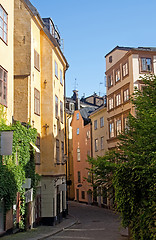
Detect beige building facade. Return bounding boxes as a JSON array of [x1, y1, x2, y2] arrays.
[[0, 0, 14, 234], [14, 0, 68, 226], [105, 46, 156, 149]]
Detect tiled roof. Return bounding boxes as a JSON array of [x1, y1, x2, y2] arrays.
[[105, 45, 156, 57]]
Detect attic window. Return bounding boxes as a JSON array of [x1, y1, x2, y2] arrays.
[[109, 56, 112, 63]]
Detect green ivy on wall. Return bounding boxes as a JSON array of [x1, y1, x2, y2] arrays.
[[0, 110, 39, 229]]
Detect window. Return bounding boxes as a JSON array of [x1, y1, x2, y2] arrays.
[[109, 56, 112, 63], [100, 117, 104, 127], [108, 74, 113, 87], [60, 101, 63, 123], [115, 69, 120, 82], [141, 58, 152, 72], [0, 5, 8, 43], [124, 117, 129, 131], [34, 88, 40, 115], [34, 50, 40, 71], [76, 113, 79, 120], [81, 191, 85, 199], [123, 89, 129, 102], [116, 93, 121, 106], [78, 171, 81, 183], [60, 69, 63, 84], [94, 120, 97, 130], [86, 131, 90, 139], [101, 137, 104, 150], [122, 62, 128, 77], [61, 141, 64, 162], [95, 139, 98, 152], [0, 66, 7, 106], [109, 122, 114, 138], [77, 148, 80, 161], [108, 98, 113, 110], [55, 95, 58, 118], [55, 61, 58, 78], [56, 139, 59, 163], [116, 119, 121, 136], [77, 128, 79, 135]]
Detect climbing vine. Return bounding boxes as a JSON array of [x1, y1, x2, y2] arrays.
[[0, 108, 39, 229]]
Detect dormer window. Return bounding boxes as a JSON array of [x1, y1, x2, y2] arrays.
[[141, 58, 152, 72]]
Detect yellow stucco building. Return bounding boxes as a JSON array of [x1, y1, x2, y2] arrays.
[[14, 0, 68, 226]]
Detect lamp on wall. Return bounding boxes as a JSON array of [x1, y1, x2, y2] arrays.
[[44, 79, 47, 88], [43, 123, 49, 135]]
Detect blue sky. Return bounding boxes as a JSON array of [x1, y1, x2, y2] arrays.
[[31, 0, 156, 98]]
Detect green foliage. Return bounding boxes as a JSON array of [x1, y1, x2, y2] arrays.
[[88, 75, 156, 240], [0, 118, 38, 229]]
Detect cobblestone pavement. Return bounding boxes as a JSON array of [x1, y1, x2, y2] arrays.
[[1, 201, 128, 240], [1, 213, 77, 240], [46, 201, 128, 240]]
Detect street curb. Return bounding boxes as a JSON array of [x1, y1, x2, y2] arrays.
[[37, 215, 78, 240]]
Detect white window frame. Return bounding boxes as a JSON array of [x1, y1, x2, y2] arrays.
[[116, 93, 121, 106], [116, 119, 121, 136]]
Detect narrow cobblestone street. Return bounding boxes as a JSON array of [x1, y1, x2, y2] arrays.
[[47, 201, 128, 240], [1, 201, 128, 240]]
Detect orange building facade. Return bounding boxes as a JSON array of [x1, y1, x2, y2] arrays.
[[71, 108, 96, 204]]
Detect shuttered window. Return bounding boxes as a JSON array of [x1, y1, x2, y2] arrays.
[[34, 88, 40, 115]]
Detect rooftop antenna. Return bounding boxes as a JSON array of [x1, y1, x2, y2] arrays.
[[74, 78, 78, 90], [99, 82, 103, 96]]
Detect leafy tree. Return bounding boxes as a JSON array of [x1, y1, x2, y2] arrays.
[[88, 75, 156, 240]]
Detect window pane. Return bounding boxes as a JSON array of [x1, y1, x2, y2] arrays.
[[4, 23, 7, 32], [0, 80, 2, 96], [0, 68, 3, 79], [0, 18, 3, 28], [3, 32, 7, 42], [0, 28, 2, 38], [141, 58, 146, 71], [4, 72, 7, 82], [4, 12, 7, 23], [0, 7, 3, 18]]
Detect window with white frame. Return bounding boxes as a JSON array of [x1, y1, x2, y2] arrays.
[[55, 60, 58, 78], [116, 93, 121, 106], [95, 139, 98, 152], [0, 5, 8, 43], [100, 117, 104, 127], [123, 89, 129, 102], [34, 50, 40, 71], [108, 74, 113, 87], [60, 69, 63, 84], [0, 66, 7, 106], [109, 122, 114, 138], [116, 119, 121, 136], [101, 136, 104, 150], [94, 120, 97, 130], [124, 117, 129, 131], [115, 69, 120, 82], [122, 62, 128, 77], [141, 58, 152, 72], [108, 97, 114, 110], [34, 88, 40, 115], [77, 148, 80, 161]]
